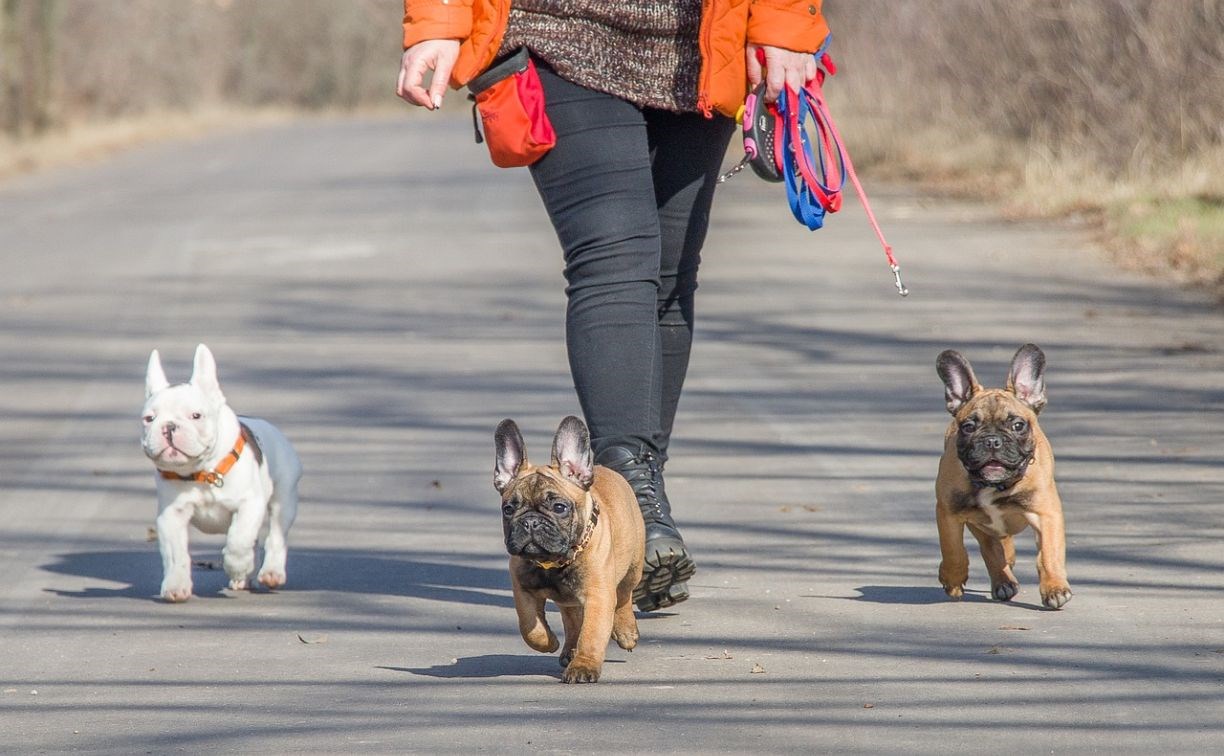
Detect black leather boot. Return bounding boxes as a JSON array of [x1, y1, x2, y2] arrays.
[[595, 444, 696, 611]]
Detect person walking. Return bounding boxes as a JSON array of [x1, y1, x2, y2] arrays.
[[397, 0, 830, 612]]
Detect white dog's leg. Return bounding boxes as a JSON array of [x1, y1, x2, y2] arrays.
[[222, 497, 266, 590], [157, 506, 194, 602], [257, 498, 288, 589]]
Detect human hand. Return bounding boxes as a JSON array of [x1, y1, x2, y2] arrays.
[[746, 44, 819, 104], [397, 39, 461, 110]]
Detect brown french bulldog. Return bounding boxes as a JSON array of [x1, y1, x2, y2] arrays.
[[935, 344, 1072, 609], [494, 416, 646, 683]]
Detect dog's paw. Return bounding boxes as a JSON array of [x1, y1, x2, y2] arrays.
[[1040, 583, 1072, 610], [524, 628, 559, 654], [228, 577, 249, 591], [941, 582, 965, 600], [559, 649, 575, 669], [611, 626, 639, 652], [992, 581, 1019, 602], [561, 656, 601, 684], [160, 584, 192, 603], [257, 570, 287, 590]]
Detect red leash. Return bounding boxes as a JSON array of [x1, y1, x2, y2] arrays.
[[723, 47, 909, 297], [805, 53, 908, 296]]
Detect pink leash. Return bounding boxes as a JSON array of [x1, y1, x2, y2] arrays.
[[805, 53, 908, 296]]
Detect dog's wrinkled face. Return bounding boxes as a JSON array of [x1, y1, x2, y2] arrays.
[[500, 470, 586, 559], [951, 392, 1038, 486], [494, 416, 594, 560], [141, 345, 226, 472], [938, 344, 1048, 488]]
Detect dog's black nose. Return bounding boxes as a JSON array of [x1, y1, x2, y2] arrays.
[[981, 435, 1002, 450], [163, 422, 177, 436]]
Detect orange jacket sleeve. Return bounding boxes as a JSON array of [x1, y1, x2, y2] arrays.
[[746, 0, 829, 53], [403, 0, 474, 49]]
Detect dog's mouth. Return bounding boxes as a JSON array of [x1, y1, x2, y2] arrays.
[[969, 458, 1030, 488], [145, 438, 206, 471], [976, 461, 1012, 478], [506, 529, 568, 559]]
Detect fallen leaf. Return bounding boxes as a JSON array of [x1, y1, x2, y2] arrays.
[[999, 625, 1030, 631], [705, 650, 733, 660], [750, 663, 766, 674], [863, 703, 875, 709], [297, 633, 329, 645], [145, 528, 158, 542], [987, 646, 1001, 655]]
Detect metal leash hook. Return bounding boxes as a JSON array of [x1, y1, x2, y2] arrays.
[[891, 263, 909, 297], [718, 153, 750, 183]]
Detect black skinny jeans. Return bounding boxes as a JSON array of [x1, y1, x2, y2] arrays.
[[528, 64, 736, 460]]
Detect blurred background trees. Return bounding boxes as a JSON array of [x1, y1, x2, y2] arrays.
[[0, 0, 399, 136], [0, 0, 1220, 199]]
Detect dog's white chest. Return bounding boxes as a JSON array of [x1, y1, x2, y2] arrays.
[[975, 490, 1010, 536], [190, 497, 237, 534]]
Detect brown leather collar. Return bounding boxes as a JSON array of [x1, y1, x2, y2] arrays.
[[531, 497, 600, 571], [159, 424, 253, 489]]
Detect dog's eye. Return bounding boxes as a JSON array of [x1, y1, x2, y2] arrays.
[[501, 503, 515, 517], [1011, 419, 1028, 433], [142, 415, 154, 424], [551, 501, 570, 515], [959, 420, 977, 434], [191, 412, 203, 421]]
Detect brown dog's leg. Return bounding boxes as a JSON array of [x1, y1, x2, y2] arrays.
[[562, 584, 615, 684], [1025, 511, 1072, 609], [968, 524, 1019, 601], [611, 571, 639, 651], [558, 605, 582, 668], [936, 504, 970, 599], [511, 573, 558, 653]]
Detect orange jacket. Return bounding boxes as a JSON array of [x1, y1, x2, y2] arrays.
[[402, 0, 829, 117]]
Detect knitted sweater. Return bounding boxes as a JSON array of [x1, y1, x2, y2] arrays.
[[499, 0, 704, 112]]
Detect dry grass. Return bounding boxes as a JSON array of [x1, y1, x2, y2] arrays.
[[823, 0, 1224, 295]]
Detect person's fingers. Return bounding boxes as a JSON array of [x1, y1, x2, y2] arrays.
[[429, 53, 455, 110], [805, 55, 819, 83], [745, 44, 763, 88], [398, 54, 433, 108], [396, 57, 410, 99], [764, 56, 787, 103], [784, 62, 806, 95]]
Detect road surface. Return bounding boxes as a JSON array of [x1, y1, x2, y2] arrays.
[[1, 115, 1222, 753]]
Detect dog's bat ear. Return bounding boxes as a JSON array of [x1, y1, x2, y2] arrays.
[[145, 349, 169, 398], [494, 419, 526, 493], [190, 344, 226, 404], [551, 415, 594, 490], [937, 350, 981, 415], [1007, 343, 1047, 414]]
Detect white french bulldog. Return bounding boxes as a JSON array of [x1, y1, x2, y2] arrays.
[[141, 344, 301, 602]]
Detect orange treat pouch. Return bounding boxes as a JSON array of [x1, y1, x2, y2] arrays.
[[467, 48, 556, 168]]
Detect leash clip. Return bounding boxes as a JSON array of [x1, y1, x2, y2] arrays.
[[202, 471, 225, 488], [890, 264, 909, 297]]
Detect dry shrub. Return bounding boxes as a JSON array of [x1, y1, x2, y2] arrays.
[[827, 0, 1224, 190], [2, 0, 401, 131]]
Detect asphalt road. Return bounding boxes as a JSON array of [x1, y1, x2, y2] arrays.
[[1, 115, 1222, 754]]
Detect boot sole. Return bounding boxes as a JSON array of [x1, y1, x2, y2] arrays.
[[633, 543, 696, 612]]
